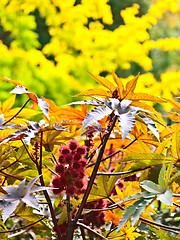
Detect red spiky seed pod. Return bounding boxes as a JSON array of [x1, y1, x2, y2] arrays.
[[66, 185, 77, 196], [68, 140, 79, 151], [72, 161, 81, 169], [58, 154, 65, 164], [71, 169, 79, 178], [55, 164, 65, 174], [80, 159, 87, 168], [77, 146, 86, 155], [60, 146, 70, 155], [78, 171, 85, 179], [64, 153, 73, 164], [73, 152, 81, 161], [75, 179, 84, 189]]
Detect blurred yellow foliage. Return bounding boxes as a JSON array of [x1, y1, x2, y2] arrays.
[[0, 0, 180, 109]]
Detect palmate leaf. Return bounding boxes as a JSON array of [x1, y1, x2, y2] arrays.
[[16, 206, 44, 226], [156, 189, 173, 206], [117, 153, 172, 163], [138, 114, 159, 140], [38, 98, 49, 119], [2, 95, 16, 112], [0, 114, 4, 126], [123, 73, 139, 99], [140, 180, 161, 194], [74, 88, 111, 98], [127, 92, 165, 103], [140, 180, 173, 205], [88, 175, 114, 202], [82, 106, 112, 130], [65, 99, 105, 107], [112, 71, 124, 98], [88, 72, 116, 92], [2, 200, 20, 222], [117, 196, 153, 231], [149, 227, 180, 240], [0, 176, 48, 222], [118, 112, 135, 141]]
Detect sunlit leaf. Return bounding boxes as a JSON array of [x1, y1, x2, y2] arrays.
[[38, 98, 49, 119], [112, 71, 124, 99], [140, 180, 161, 193], [2, 95, 16, 112], [128, 93, 165, 103], [156, 189, 173, 206], [82, 106, 112, 130], [124, 73, 139, 99], [89, 72, 116, 92], [2, 200, 20, 222], [74, 88, 111, 98], [118, 112, 135, 140]]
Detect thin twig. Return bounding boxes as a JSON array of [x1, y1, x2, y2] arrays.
[[76, 222, 107, 239], [96, 166, 150, 175], [21, 139, 36, 164], [80, 225, 86, 240], [0, 217, 46, 233], [87, 138, 137, 168], [173, 202, 180, 208], [3, 98, 31, 126]]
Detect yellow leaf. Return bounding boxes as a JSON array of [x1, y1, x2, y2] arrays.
[[127, 93, 165, 103], [2, 95, 16, 112], [112, 71, 125, 99], [171, 126, 180, 160], [74, 88, 111, 98], [89, 72, 116, 92], [164, 112, 180, 122], [163, 98, 180, 111], [124, 73, 139, 98]]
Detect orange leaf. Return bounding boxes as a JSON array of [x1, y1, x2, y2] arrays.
[[163, 98, 180, 111], [88, 72, 116, 92], [127, 93, 165, 103], [2, 95, 16, 112], [124, 73, 139, 98], [74, 88, 111, 98], [0, 76, 27, 87], [112, 71, 125, 99]]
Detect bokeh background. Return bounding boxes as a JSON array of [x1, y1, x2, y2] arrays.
[[0, 0, 180, 110]]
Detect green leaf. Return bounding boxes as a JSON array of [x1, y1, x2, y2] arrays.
[[156, 189, 173, 206], [169, 171, 180, 185], [88, 175, 115, 202], [131, 198, 151, 226], [117, 192, 155, 205], [118, 153, 172, 163], [117, 205, 136, 231], [158, 162, 166, 191], [149, 226, 180, 240], [117, 195, 153, 230], [16, 206, 44, 225], [140, 180, 161, 194]]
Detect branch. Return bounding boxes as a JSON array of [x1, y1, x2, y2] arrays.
[[2, 98, 31, 126], [66, 115, 118, 240], [37, 131, 62, 239]]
